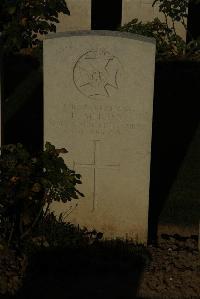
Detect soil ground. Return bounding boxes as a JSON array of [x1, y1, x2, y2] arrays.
[[1, 224, 200, 299], [138, 225, 200, 299]]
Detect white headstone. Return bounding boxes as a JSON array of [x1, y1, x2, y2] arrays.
[[44, 31, 155, 243]]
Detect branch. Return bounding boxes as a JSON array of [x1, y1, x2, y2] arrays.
[[43, 201, 50, 218], [20, 205, 43, 240], [8, 221, 15, 247]]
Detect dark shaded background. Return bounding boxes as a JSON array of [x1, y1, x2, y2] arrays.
[[91, 0, 122, 30]]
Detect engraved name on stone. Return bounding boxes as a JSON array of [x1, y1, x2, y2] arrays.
[[70, 104, 150, 135]]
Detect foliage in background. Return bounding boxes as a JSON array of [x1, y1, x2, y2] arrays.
[[153, 0, 188, 28], [0, 0, 70, 52], [0, 142, 84, 252], [120, 0, 200, 60], [120, 18, 186, 60]]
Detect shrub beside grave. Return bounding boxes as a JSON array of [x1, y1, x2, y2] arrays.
[[120, 0, 200, 61], [0, 0, 70, 53], [0, 142, 151, 296], [0, 141, 84, 251], [120, 18, 187, 60], [0, 141, 85, 295]]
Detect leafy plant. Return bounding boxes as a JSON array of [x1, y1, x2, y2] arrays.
[[120, 17, 186, 59], [0, 0, 70, 52], [0, 142, 84, 251], [153, 0, 188, 30], [120, 0, 200, 60]]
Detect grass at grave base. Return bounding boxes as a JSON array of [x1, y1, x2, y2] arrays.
[[29, 215, 151, 272], [13, 236, 151, 299], [28, 239, 151, 272], [0, 214, 151, 298]]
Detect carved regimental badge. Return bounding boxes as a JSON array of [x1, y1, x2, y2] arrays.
[[73, 48, 122, 99]]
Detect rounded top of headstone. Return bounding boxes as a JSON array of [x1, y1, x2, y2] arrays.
[[44, 30, 156, 45]]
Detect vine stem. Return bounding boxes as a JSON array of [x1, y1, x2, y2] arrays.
[[20, 205, 43, 240], [8, 221, 15, 247], [43, 201, 50, 218]]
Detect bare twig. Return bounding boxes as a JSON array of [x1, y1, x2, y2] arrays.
[[20, 206, 43, 240], [8, 221, 15, 247], [43, 202, 50, 219]]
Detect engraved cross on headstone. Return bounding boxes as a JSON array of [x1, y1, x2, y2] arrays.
[[73, 140, 120, 211]]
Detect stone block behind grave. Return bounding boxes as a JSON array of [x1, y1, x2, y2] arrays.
[[44, 31, 155, 243], [56, 0, 91, 32]]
